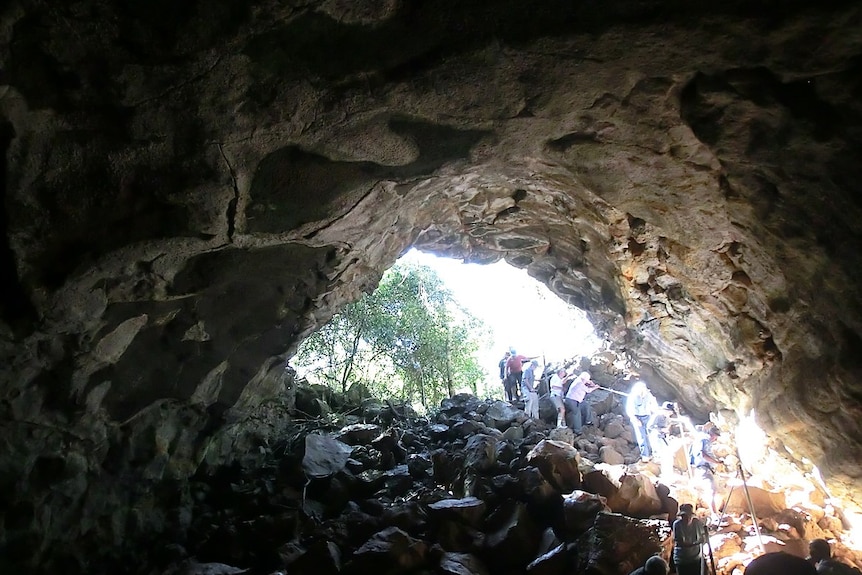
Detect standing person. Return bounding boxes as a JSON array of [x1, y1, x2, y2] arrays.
[[689, 426, 723, 516], [626, 380, 658, 460], [549, 368, 569, 427], [564, 371, 597, 433], [498, 351, 511, 398], [505, 349, 537, 402], [521, 360, 540, 418], [672, 503, 705, 575]]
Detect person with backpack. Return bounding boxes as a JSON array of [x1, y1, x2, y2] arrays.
[[689, 426, 723, 516], [498, 351, 511, 398]]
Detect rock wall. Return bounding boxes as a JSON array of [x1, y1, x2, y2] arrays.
[[2, 0, 862, 569]]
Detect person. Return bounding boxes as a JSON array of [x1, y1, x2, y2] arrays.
[[807, 538, 862, 575], [548, 368, 570, 427], [521, 360, 540, 418], [672, 503, 704, 575], [629, 555, 669, 575], [505, 350, 537, 402], [746, 552, 817, 575], [498, 351, 511, 395], [690, 425, 723, 515], [564, 371, 597, 433], [626, 380, 658, 459]]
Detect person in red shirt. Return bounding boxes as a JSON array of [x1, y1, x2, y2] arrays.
[[504, 349, 537, 402]]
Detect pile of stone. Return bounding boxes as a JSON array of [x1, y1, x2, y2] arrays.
[[149, 390, 860, 575], [157, 391, 675, 575]]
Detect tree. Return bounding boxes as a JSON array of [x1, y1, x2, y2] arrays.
[[292, 261, 489, 407]]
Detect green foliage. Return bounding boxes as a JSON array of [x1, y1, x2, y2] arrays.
[[293, 261, 489, 408]]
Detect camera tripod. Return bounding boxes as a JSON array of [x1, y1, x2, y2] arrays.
[[701, 449, 765, 575]]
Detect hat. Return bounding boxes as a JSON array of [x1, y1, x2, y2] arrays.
[[678, 503, 694, 515], [530, 360, 539, 366], [708, 426, 721, 437], [661, 401, 675, 411]]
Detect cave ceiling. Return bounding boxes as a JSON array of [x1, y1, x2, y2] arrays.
[[2, 0, 862, 510]]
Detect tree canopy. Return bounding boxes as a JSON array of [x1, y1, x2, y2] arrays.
[[292, 261, 489, 408]]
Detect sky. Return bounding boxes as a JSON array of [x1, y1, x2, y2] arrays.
[[398, 249, 601, 390]]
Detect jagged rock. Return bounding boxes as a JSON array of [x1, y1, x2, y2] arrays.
[[464, 435, 498, 472], [502, 426, 524, 442], [483, 401, 524, 430], [432, 450, 465, 490], [334, 424, 383, 446], [438, 552, 490, 575], [344, 526, 430, 575], [451, 420, 483, 438], [483, 501, 542, 570], [561, 490, 611, 540], [573, 512, 667, 575], [407, 452, 433, 478], [372, 429, 408, 464], [599, 445, 625, 465], [527, 440, 583, 493], [427, 497, 486, 528], [289, 540, 342, 575], [429, 424, 451, 439], [162, 560, 249, 575], [602, 419, 626, 440], [526, 542, 571, 575], [607, 474, 663, 519], [441, 394, 483, 415], [302, 434, 354, 479], [548, 427, 575, 446], [724, 482, 788, 518]]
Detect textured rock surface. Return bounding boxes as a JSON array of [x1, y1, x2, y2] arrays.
[[2, 0, 862, 570]]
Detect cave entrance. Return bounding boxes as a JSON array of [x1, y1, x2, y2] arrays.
[[290, 247, 602, 410]]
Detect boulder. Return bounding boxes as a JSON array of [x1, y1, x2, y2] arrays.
[[527, 440, 583, 492], [427, 497, 487, 528], [724, 482, 787, 518], [562, 490, 611, 540], [302, 434, 354, 479], [439, 552, 490, 575], [464, 434, 498, 472], [484, 401, 523, 430]]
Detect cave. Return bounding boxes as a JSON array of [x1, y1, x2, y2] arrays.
[[2, 0, 862, 573]]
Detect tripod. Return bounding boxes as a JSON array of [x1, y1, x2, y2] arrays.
[[715, 449, 765, 552]]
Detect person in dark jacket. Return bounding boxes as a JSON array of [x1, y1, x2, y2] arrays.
[[672, 503, 704, 575], [628, 555, 669, 575]]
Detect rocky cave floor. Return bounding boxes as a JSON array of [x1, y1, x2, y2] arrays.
[[75, 385, 862, 575]]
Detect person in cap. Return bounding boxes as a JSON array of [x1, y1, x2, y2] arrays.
[[672, 503, 705, 575], [689, 425, 723, 515], [564, 371, 598, 433], [628, 555, 669, 575], [521, 359, 540, 419]]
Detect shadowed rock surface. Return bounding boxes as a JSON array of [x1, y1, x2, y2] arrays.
[[2, 1, 862, 572]]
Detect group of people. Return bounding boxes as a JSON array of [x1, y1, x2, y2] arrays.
[[498, 350, 598, 433], [633, 503, 861, 575]]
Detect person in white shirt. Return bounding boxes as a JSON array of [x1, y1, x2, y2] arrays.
[[626, 380, 658, 459], [548, 368, 570, 427], [564, 371, 597, 433]]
